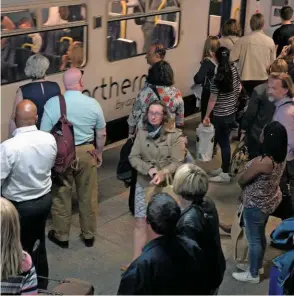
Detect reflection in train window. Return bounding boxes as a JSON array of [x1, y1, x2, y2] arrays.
[[208, 0, 243, 36], [1, 26, 86, 85], [42, 4, 86, 26], [107, 12, 180, 61], [1, 9, 37, 31], [108, 0, 180, 17]]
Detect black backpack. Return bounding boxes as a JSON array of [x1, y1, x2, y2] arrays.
[[117, 138, 134, 187]]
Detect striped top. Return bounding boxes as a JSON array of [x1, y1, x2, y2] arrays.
[[210, 64, 241, 117], [1, 251, 38, 295]]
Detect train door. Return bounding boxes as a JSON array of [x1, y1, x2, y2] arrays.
[[207, 0, 248, 36]]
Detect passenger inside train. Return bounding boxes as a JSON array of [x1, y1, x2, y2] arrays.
[[1, 0, 294, 294]]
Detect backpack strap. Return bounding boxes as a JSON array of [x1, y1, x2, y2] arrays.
[[279, 100, 294, 108], [149, 85, 161, 100], [58, 94, 67, 117]]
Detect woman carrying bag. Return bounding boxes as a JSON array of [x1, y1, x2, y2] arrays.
[[232, 122, 288, 284], [125, 101, 185, 269]]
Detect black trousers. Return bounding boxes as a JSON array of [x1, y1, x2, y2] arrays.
[[241, 80, 267, 97], [213, 114, 235, 173], [11, 193, 52, 289]]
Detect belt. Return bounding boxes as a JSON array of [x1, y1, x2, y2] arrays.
[[76, 141, 94, 146]]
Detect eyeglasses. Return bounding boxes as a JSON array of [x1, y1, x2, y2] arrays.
[[148, 111, 163, 117]]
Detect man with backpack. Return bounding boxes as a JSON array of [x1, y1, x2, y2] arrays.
[[41, 68, 106, 248], [1, 100, 57, 289]]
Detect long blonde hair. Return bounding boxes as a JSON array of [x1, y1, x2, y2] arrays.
[[1, 198, 23, 280]]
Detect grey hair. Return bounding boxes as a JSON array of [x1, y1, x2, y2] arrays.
[[24, 54, 50, 79], [173, 164, 209, 201]]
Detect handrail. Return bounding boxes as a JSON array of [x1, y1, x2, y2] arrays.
[[60, 36, 73, 44], [155, 0, 167, 24], [21, 43, 34, 50], [233, 7, 240, 19], [120, 1, 127, 39]]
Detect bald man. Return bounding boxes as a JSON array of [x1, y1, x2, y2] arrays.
[[41, 68, 106, 248], [1, 100, 57, 289]]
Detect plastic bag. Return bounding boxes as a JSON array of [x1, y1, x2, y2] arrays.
[[196, 123, 215, 162]]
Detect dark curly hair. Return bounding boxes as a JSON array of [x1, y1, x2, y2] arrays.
[[146, 60, 174, 86], [261, 121, 288, 163]]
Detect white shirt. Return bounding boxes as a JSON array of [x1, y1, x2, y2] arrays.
[[0, 126, 57, 202]]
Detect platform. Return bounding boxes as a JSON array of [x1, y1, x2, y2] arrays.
[[45, 114, 283, 295]]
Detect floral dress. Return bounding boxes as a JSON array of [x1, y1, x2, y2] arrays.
[[128, 84, 184, 130]]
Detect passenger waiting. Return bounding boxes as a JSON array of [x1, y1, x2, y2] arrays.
[[145, 43, 166, 66], [126, 101, 185, 268], [174, 164, 226, 295], [232, 122, 287, 284], [60, 41, 84, 71], [9, 54, 61, 136], [18, 18, 42, 54], [268, 73, 294, 215], [230, 13, 276, 96], [273, 6, 294, 57], [128, 60, 184, 136], [1, 100, 57, 289], [242, 59, 288, 160], [40, 68, 106, 248], [219, 18, 241, 51], [0, 198, 38, 295], [203, 47, 241, 183], [193, 36, 220, 120], [118, 193, 206, 295]]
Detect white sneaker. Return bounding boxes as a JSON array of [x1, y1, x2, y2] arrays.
[[209, 172, 231, 183], [209, 168, 223, 177], [236, 263, 264, 275], [232, 271, 260, 284]]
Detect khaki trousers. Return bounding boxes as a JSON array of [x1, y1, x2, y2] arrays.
[[51, 144, 98, 241]]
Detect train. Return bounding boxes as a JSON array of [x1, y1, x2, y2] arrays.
[[1, 0, 294, 143]]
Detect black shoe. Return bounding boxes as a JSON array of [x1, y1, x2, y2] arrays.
[[48, 230, 69, 248], [83, 237, 95, 247]]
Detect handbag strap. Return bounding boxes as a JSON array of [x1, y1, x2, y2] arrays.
[[149, 85, 161, 100], [234, 65, 249, 98], [58, 94, 67, 117]]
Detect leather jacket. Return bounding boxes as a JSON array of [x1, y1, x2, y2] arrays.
[[176, 197, 226, 291]]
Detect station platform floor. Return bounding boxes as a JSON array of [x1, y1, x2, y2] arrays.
[[45, 114, 283, 295]]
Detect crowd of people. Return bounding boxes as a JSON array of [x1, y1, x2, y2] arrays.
[[1, 5, 294, 295]]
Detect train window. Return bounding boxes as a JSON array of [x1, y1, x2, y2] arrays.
[[1, 26, 87, 85], [1, 9, 37, 31], [107, 11, 180, 61], [147, 0, 180, 12], [108, 1, 180, 17], [42, 4, 86, 26]]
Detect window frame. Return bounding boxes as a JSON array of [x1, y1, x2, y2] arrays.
[[1, 2, 88, 85], [106, 2, 181, 63]]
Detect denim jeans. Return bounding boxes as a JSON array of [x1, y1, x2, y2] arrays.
[[243, 207, 269, 277], [213, 114, 235, 173]]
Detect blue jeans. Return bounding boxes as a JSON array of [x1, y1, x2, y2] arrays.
[[243, 207, 269, 277]]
